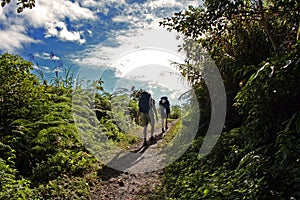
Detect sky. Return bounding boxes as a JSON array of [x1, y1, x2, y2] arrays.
[[0, 0, 203, 105]]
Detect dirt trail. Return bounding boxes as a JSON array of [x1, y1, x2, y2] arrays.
[[91, 120, 179, 200]]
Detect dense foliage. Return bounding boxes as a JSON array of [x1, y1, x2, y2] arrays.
[[0, 53, 143, 199], [0, 53, 97, 199], [1, 0, 35, 13], [1, 0, 299, 199], [156, 0, 300, 199]]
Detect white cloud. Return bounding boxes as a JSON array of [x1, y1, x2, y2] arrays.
[[112, 15, 140, 23], [34, 52, 60, 60], [67, 0, 201, 102], [78, 0, 126, 8], [147, 0, 183, 9], [0, 5, 40, 51], [108, 0, 201, 29], [45, 21, 86, 44], [148, 0, 201, 9], [0, 0, 203, 53], [73, 27, 184, 69], [0, 29, 41, 52], [72, 27, 189, 101], [77, 0, 118, 15], [87, 30, 93, 36], [0, 0, 95, 52], [42, 66, 51, 72], [22, 0, 96, 28], [111, 48, 184, 77], [32, 65, 40, 70], [70, 0, 204, 68]]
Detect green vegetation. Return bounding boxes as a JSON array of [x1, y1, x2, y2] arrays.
[[169, 105, 181, 119], [0, 53, 142, 199], [155, 0, 300, 199], [1, 0, 299, 199]]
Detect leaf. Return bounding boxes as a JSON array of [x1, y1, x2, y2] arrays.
[[282, 60, 292, 69], [251, 62, 270, 82], [296, 112, 300, 134], [203, 188, 210, 197], [268, 65, 275, 78], [17, 7, 23, 13], [284, 112, 297, 132]]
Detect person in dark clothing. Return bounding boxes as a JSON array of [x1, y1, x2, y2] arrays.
[[159, 96, 170, 133]]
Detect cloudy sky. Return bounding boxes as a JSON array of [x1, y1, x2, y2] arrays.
[[0, 0, 202, 104]]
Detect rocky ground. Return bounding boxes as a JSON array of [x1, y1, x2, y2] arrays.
[[91, 165, 163, 200], [91, 120, 178, 200]]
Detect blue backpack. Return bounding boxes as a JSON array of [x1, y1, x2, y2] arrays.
[[139, 92, 151, 113]]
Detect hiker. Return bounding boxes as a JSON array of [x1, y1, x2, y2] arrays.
[[137, 92, 158, 146], [149, 98, 159, 139], [159, 96, 170, 133]]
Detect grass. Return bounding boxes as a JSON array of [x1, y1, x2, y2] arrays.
[[112, 118, 182, 150], [157, 119, 181, 148]]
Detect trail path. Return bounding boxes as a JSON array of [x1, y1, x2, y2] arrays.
[[91, 120, 179, 200]]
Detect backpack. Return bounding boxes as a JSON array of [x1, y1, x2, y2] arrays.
[[159, 96, 170, 115], [139, 92, 151, 113]]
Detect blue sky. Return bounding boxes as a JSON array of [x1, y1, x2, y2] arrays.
[[0, 0, 202, 105]]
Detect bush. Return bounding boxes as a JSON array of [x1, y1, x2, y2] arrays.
[[169, 105, 181, 119]]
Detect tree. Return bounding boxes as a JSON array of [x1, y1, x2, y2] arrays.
[[161, 0, 299, 128], [0, 53, 97, 199], [1, 0, 35, 13], [0, 53, 41, 131], [157, 0, 300, 199]]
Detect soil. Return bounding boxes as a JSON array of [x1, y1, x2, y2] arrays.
[[90, 166, 163, 200], [90, 120, 178, 200]]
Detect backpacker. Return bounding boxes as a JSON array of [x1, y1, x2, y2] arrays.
[[159, 96, 170, 115], [139, 92, 151, 113]]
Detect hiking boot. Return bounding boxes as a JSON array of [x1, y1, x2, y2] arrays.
[[142, 139, 148, 147], [149, 136, 155, 144]]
